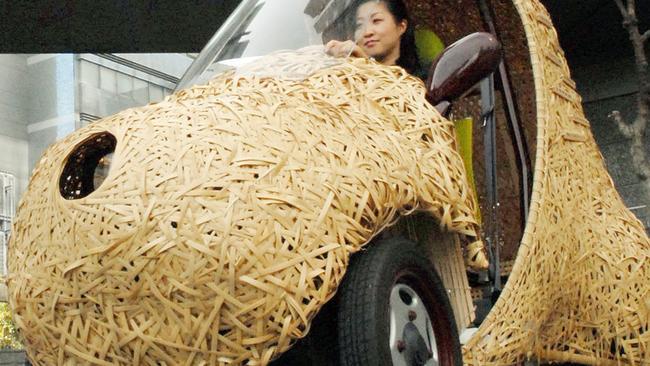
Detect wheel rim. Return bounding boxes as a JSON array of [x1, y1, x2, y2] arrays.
[[389, 282, 439, 366], [389, 270, 455, 366]]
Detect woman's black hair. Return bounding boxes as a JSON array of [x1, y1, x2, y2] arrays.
[[357, 0, 420, 74]]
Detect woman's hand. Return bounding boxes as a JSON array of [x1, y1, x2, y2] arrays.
[[325, 40, 368, 59]]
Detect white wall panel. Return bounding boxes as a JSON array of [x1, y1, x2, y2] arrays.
[[0, 136, 28, 199], [0, 55, 30, 140], [0, 55, 29, 203]]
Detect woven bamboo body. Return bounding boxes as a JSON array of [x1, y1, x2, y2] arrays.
[[7, 0, 650, 363], [7, 55, 481, 365], [463, 0, 650, 364]]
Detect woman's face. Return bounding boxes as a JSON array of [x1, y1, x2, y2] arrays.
[[354, 1, 407, 65]]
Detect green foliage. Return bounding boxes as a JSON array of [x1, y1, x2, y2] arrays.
[[414, 28, 445, 66], [0, 303, 22, 350]]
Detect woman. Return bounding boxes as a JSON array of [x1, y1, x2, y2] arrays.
[[325, 0, 419, 74]]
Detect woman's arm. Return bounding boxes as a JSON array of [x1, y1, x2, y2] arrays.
[[325, 40, 369, 59]]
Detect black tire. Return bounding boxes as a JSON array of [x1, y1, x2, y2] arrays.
[[337, 237, 462, 366]]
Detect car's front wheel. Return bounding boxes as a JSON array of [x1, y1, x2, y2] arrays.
[[271, 236, 462, 366], [337, 237, 462, 366]]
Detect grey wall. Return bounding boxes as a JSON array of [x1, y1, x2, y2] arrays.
[[25, 55, 76, 171], [0, 55, 31, 278], [572, 56, 650, 231], [0, 55, 30, 199]]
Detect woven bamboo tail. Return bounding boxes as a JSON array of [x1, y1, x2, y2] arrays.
[[463, 0, 650, 364]]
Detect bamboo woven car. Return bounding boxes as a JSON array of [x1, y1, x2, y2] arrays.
[[6, 0, 650, 365]]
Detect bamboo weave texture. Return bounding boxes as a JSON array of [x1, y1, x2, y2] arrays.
[[8, 54, 481, 365], [463, 0, 650, 364]]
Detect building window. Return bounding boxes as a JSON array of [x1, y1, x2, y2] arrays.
[[0, 172, 15, 276]]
